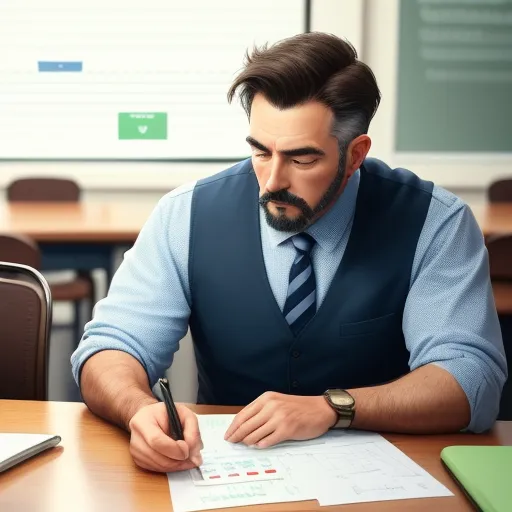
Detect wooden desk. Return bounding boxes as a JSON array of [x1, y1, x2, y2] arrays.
[[0, 201, 157, 282], [469, 202, 512, 237], [0, 200, 510, 241], [0, 201, 157, 243], [0, 200, 511, 295], [0, 400, 511, 512], [492, 281, 512, 315]]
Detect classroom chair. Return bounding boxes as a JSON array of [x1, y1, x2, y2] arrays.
[[487, 234, 512, 420], [488, 235, 512, 313], [0, 261, 52, 400], [488, 179, 512, 203], [0, 233, 92, 345], [7, 177, 95, 341], [7, 177, 80, 202]]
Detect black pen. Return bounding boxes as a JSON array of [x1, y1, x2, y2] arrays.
[[158, 377, 184, 441]]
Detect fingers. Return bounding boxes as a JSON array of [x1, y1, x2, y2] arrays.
[[132, 443, 199, 473], [255, 430, 285, 449], [179, 405, 203, 466], [131, 437, 182, 472], [129, 401, 206, 474], [131, 435, 201, 474], [238, 420, 276, 447], [142, 420, 189, 460], [224, 401, 261, 440], [129, 402, 191, 474], [226, 411, 268, 444], [131, 429, 202, 473]]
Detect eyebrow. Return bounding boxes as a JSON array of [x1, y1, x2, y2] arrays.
[[245, 136, 325, 157]]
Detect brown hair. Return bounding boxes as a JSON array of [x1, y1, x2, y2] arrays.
[[227, 32, 381, 142]]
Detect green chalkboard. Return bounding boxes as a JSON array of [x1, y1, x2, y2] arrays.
[[396, 0, 512, 152]]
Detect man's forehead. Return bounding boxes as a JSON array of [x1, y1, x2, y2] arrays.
[[249, 94, 334, 148]]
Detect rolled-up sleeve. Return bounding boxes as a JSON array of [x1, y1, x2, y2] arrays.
[[404, 190, 508, 432], [70, 182, 194, 388]]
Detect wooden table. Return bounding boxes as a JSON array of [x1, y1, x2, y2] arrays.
[[0, 201, 157, 243], [0, 200, 510, 241], [0, 201, 158, 283], [469, 202, 512, 237], [0, 400, 511, 512], [0, 200, 511, 296]]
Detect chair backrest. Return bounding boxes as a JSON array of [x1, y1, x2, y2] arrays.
[[0, 233, 41, 269], [486, 235, 512, 420], [0, 262, 52, 400], [487, 235, 512, 280], [488, 179, 512, 203], [7, 178, 80, 202]]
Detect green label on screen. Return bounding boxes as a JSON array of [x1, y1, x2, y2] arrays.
[[118, 112, 167, 140]]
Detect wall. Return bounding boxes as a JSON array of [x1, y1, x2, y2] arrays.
[[364, 0, 512, 190], [1, 0, 506, 195], [1, 0, 505, 402]]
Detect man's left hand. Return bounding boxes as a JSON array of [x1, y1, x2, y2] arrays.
[[224, 392, 337, 448]]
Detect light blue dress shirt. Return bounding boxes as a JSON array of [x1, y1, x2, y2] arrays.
[[71, 169, 508, 432]]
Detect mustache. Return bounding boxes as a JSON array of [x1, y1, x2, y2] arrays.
[[259, 189, 314, 218]]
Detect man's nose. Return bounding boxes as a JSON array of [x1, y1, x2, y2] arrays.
[[265, 158, 290, 193]]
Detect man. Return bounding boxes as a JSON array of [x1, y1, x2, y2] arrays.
[[71, 32, 507, 474]]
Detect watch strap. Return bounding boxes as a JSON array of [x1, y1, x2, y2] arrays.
[[331, 408, 354, 429], [324, 389, 355, 430]]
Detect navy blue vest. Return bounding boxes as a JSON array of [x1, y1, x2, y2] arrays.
[[189, 158, 433, 405]]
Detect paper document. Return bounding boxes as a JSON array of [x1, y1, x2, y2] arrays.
[[167, 414, 452, 512], [284, 437, 453, 506], [191, 455, 286, 485], [170, 470, 315, 512]]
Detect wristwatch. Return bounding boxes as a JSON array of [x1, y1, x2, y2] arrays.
[[323, 389, 356, 429]]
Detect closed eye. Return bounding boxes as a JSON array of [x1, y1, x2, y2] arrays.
[[293, 159, 318, 165]]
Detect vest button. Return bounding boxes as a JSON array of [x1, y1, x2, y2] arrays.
[[292, 380, 299, 388], [292, 350, 301, 358]]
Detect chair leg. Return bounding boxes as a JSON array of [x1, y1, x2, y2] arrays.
[[78, 270, 96, 321], [78, 270, 96, 303], [73, 300, 82, 346], [88, 274, 96, 321]]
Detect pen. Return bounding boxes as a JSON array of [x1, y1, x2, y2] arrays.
[[158, 377, 184, 441]]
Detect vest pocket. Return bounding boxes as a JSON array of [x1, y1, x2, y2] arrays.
[[339, 312, 399, 338]]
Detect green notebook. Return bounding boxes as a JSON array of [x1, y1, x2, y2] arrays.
[[441, 446, 512, 512]]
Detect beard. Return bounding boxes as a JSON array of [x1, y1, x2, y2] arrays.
[[259, 153, 346, 233]]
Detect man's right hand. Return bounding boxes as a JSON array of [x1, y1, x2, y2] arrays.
[[128, 402, 203, 473]]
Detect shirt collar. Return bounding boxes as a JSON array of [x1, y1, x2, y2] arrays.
[[262, 168, 361, 253]]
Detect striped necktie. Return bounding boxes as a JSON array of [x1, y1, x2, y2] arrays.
[[283, 233, 316, 336]]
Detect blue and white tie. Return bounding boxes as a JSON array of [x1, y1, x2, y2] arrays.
[[283, 233, 316, 335]]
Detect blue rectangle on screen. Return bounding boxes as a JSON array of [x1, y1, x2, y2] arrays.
[[38, 61, 83, 72]]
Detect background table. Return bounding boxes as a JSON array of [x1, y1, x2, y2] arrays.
[[470, 202, 512, 237], [0, 200, 510, 284], [1, 200, 510, 240], [0, 201, 157, 284], [0, 400, 510, 512], [1, 199, 511, 315]]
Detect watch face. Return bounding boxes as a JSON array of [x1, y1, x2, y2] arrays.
[[329, 390, 354, 407]]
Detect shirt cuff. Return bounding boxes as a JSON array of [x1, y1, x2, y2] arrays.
[[70, 338, 152, 389], [433, 358, 500, 433]]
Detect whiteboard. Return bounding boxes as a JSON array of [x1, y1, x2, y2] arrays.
[[395, 0, 512, 153], [0, 0, 308, 160], [363, 0, 512, 190]]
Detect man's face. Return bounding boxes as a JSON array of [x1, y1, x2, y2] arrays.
[[248, 93, 345, 232]]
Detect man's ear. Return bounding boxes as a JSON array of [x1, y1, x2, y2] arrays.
[[346, 135, 372, 175]]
